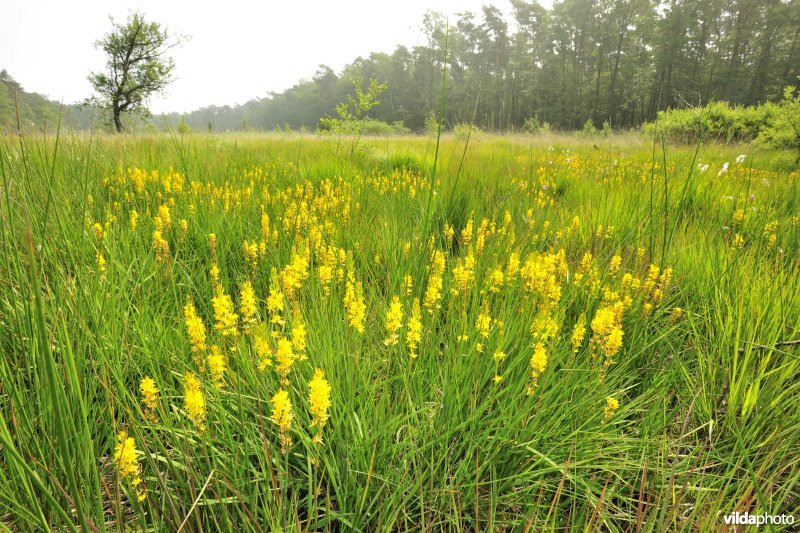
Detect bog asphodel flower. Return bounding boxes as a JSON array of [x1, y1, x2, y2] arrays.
[[406, 298, 422, 358], [206, 345, 226, 389], [384, 296, 404, 346], [184, 300, 207, 363], [212, 287, 238, 338], [93, 222, 104, 241], [253, 323, 272, 370], [275, 337, 295, 386], [139, 376, 159, 422], [153, 230, 169, 264], [267, 268, 286, 326], [270, 389, 293, 451], [604, 396, 620, 422], [476, 303, 491, 341], [571, 315, 586, 353], [423, 250, 446, 314], [590, 306, 624, 366], [239, 281, 257, 334], [344, 277, 366, 334], [96, 252, 107, 274], [291, 311, 307, 358], [308, 368, 332, 444], [527, 342, 548, 394], [183, 372, 206, 431], [113, 431, 146, 502]]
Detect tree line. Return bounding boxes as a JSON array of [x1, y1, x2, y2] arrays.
[[4, 0, 800, 133], [164, 0, 799, 133]]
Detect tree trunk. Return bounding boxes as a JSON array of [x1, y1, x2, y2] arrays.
[[113, 106, 123, 133], [608, 29, 624, 126]]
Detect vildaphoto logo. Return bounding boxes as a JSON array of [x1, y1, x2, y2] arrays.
[[722, 512, 795, 527]]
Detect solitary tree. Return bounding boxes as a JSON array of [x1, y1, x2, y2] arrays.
[[88, 13, 181, 132]]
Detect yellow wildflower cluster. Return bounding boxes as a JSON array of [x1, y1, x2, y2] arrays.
[[451, 252, 475, 296], [212, 287, 238, 338], [527, 342, 548, 394], [152, 230, 169, 265], [139, 377, 159, 422], [270, 389, 294, 451], [590, 305, 624, 366], [113, 431, 146, 502], [406, 298, 423, 358], [183, 372, 206, 431], [274, 337, 296, 386], [344, 276, 367, 333], [423, 250, 446, 314], [267, 268, 286, 325], [239, 281, 258, 334], [571, 315, 586, 353], [206, 345, 227, 389], [308, 368, 332, 443], [384, 296, 404, 346], [604, 396, 620, 422], [184, 300, 207, 360]]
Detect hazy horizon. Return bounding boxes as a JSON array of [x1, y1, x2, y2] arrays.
[[0, 0, 531, 114]]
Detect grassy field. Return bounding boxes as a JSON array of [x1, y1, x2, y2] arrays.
[[1, 131, 799, 531]]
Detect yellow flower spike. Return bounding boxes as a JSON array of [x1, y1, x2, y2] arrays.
[[475, 303, 491, 340], [406, 298, 422, 358], [183, 372, 206, 432], [267, 268, 286, 325], [308, 368, 332, 444], [274, 337, 295, 386], [291, 311, 307, 358], [604, 396, 620, 422], [270, 389, 294, 451], [590, 306, 624, 366], [239, 281, 257, 334], [423, 250, 446, 314], [527, 342, 548, 394], [139, 376, 159, 422], [156, 204, 171, 231], [253, 323, 273, 370], [96, 252, 107, 274], [152, 230, 170, 264], [212, 287, 238, 338], [92, 222, 104, 241], [383, 296, 404, 346], [206, 345, 227, 389], [183, 300, 207, 364], [344, 277, 366, 334], [113, 431, 146, 502], [571, 315, 586, 353]]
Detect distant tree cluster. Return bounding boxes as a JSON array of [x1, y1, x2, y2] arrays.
[[163, 0, 800, 133], [0, 70, 97, 132], [3, 1, 799, 134]]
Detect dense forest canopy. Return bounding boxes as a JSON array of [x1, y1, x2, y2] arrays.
[[3, 0, 800, 133]]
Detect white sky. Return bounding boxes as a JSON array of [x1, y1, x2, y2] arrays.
[[0, 0, 525, 114]]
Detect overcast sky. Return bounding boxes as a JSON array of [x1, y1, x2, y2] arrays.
[[0, 0, 529, 114]]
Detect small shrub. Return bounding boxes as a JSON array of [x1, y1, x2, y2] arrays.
[[756, 83, 800, 164], [454, 122, 483, 140], [523, 116, 542, 134]]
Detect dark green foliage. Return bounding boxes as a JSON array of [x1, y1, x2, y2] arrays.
[[757, 83, 800, 163], [158, 0, 800, 133], [644, 101, 779, 143]]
